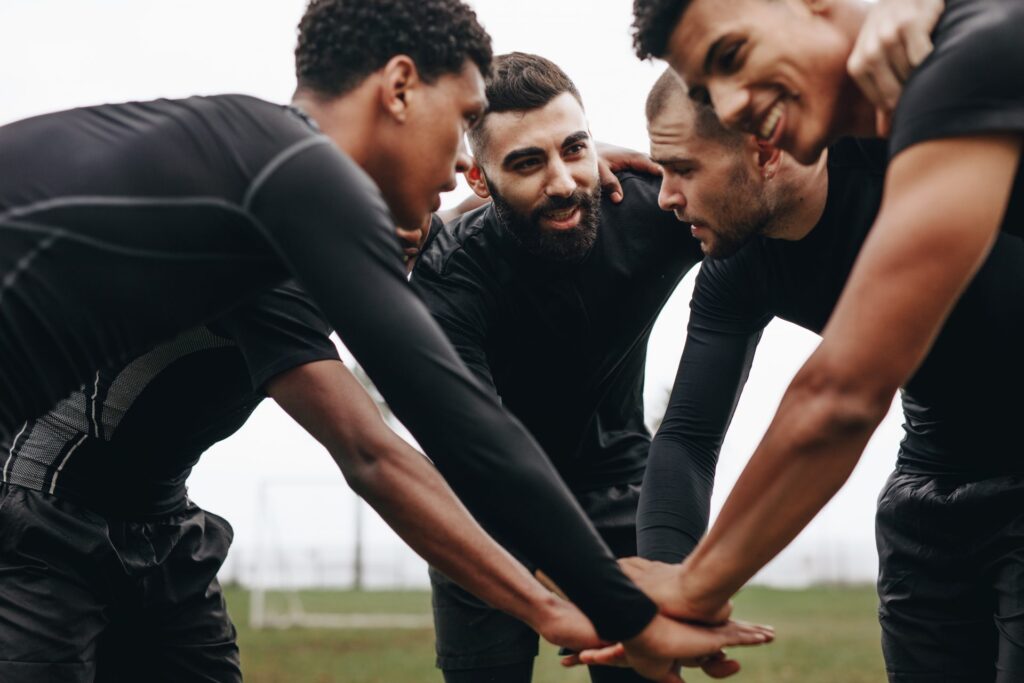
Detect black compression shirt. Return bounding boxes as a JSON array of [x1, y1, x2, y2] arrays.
[[637, 138, 1024, 563], [890, 0, 1024, 237], [0, 282, 338, 516], [0, 95, 654, 639], [411, 173, 702, 493]]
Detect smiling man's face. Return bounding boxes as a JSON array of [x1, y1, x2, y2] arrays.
[[664, 0, 856, 164], [476, 91, 601, 262]]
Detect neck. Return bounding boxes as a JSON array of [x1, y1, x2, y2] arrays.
[[291, 86, 377, 167], [768, 150, 830, 241]]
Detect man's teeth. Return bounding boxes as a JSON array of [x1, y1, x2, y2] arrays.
[[759, 101, 784, 139], [546, 207, 577, 221]]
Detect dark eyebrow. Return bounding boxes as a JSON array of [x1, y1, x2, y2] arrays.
[[562, 131, 590, 148], [503, 146, 545, 168], [704, 36, 726, 75], [651, 157, 695, 167]]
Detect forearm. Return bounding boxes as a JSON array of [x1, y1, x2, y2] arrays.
[[340, 432, 565, 630], [680, 354, 889, 608]]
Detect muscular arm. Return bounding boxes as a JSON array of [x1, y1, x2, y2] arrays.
[[266, 359, 600, 649], [673, 135, 1022, 616], [248, 141, 656, 641]]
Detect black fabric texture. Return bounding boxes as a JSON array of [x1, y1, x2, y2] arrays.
[[876, 471, 1024, 682], [0, 483, 240, 683], [0, 282, 338, 515], [889, 0, 1024, 239], [412, 173, 701, 492]]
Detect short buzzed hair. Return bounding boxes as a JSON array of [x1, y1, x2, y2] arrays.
[[468, 52, 583, 156], [646, 69, 745, 148]]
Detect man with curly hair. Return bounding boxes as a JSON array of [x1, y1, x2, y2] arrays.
[[0, 1, 772, 681]]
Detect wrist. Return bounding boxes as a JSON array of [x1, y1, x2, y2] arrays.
[[678, 554, 733, 620]]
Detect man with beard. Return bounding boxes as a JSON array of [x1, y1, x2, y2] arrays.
[[620, 0, 1024, 648], [411, 53, 709, 683], [580, 70, 1024, 681]]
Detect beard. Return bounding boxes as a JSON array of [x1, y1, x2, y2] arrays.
[[489, 181, 601, 263], [693, 162, 774, 260]]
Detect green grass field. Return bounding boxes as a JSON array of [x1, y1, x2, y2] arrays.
[[224, 585, 885, 682]]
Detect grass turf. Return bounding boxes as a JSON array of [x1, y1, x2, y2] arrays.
[[224, 585, 885, 682]]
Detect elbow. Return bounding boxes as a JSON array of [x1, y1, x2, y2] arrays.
[[787, 357, 894, 449], [333, 431, 392, 498]]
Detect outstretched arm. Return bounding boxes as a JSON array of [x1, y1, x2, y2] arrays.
[[663, 134, 1022, 620], [267, 359, 602, 650], [638, 264, 764, 564]]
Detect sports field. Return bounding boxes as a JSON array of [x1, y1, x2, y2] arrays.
[[224, 585, 886, 682]]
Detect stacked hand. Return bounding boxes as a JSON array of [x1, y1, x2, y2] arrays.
[[545, 558, 773, 682]]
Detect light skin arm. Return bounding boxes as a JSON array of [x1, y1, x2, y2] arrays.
[[265, 358, 602, 650], [646, 134, 1023, 619]]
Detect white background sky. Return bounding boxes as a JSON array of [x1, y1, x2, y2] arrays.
[[0, 0, 900, 588]]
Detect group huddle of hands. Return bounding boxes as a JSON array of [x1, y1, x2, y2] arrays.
[[527, 1, 944, 680]]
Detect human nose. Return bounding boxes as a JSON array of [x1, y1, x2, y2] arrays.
[[709, 79, 752, 132], [545, 157, 577, 198], [444, 138, 472, 192], [658, 177, 686, 213]]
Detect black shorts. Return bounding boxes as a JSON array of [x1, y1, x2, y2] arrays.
[[0, 483, 240, 683], [429, 482, 647, 682], [876, 470, 1024, 682]]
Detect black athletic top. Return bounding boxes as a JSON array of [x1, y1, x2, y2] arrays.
[[890, 0, 1024, 237], [637, 138, 1024, 563], [0, 95, 654, 639], [412, 173, 702, 493], [0, 282, 337, 516]]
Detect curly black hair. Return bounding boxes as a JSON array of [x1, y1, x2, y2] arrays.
[[631, 0, 689, 60], [295, 0, 493, 97]]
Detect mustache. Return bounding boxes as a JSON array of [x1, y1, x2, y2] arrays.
[[533, 189, 595, 218]]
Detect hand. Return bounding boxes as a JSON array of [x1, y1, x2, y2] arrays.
[[531, 594, 607, 652], [618, 557, 732, 625], [594, 140, 662, 204], [396, 213, 433, 273], [564, 614, 774, 682], [846, 0, 941, 134]]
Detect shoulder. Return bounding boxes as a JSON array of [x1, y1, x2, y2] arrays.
[[690, 245, 771, 333], [414, 204, 500, 280], [891, 0, 1024, 157]]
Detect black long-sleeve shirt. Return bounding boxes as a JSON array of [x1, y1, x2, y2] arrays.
[[638, 138, 1024, 563], [0, 95, 655, 639], [412, 173, 702, 493]]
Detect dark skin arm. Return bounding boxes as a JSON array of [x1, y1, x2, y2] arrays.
[[265, 359, 601, 650]]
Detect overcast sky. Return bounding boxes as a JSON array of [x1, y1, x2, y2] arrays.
[[0, 0, 900, 588]]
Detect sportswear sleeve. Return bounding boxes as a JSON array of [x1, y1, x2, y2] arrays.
[[410, 262, 499, 396], [245, 139, 656, 641], [212, 281, 340, 392], [637, 260, 768, 563], [890, 0, 1024, 158]]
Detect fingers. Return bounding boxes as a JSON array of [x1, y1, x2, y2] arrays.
[[701, 657, 741, 679], [598, 159, 624, 204], [575, 642, 628, 667], [903, 28, 934, 69], [875, 108, 893, 138]]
